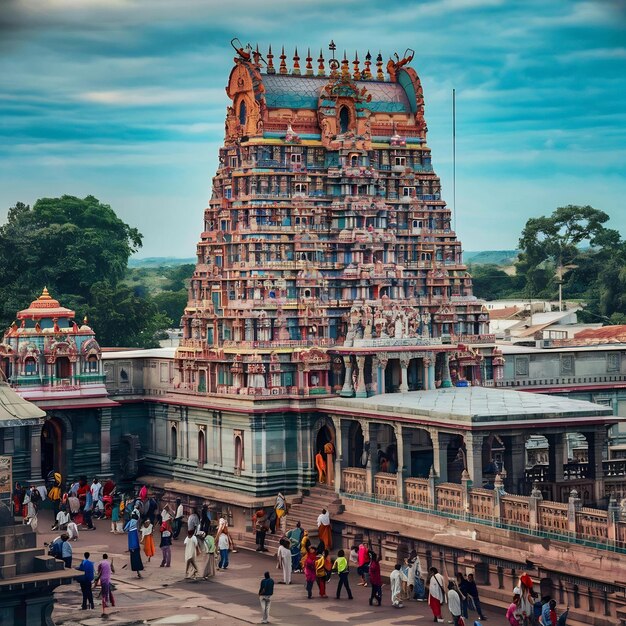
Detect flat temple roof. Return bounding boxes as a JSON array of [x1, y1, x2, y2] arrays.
[[317, 386, 614, 427]]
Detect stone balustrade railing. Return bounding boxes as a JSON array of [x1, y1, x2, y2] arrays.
[[340, 467, 626, 551]]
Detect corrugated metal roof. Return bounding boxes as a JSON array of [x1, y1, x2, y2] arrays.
[[0, 382, 45, 427]]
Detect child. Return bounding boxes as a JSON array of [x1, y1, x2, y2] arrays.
[[111, 498, 120, 534], [159, 523, 172, 567], [141, 520, 155, 562]]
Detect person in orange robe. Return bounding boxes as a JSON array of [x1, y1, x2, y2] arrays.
[[316, 508, 332, 550], [315, 451, 326, 484]]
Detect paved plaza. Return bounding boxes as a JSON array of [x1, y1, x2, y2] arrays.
[[35, 511, 502, 625]]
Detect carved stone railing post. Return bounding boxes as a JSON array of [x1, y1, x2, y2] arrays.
[[568, 488, 582, 535], [493, 472, 504, 524], [428, 465, 437, 511], [461, 470, 471, 515], [607, 496, 621, 542], [528, 482, 543, 531], [399, 355, 410, 393]]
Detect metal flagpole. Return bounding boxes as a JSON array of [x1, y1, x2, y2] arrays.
[[453, 88, 456, 234]]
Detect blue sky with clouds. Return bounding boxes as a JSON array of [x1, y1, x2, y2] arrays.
[[1, 0, 625, 257]]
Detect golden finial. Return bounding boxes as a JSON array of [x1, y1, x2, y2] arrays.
[[40, 286, 52, 300], [292, 47, 301, 75], [317, 48, 325, 76], [341, 50, 349, 79], [267, 45, 275, 74], [376, 51, 384, 81], [279, 46, 287, 74], [364, 50, 372, 79], [83, 315, 89, 325], [353, 52, 361, 80], [305, 48, 313, 76]]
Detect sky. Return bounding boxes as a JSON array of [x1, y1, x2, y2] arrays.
[[1, 0, 625, 258]]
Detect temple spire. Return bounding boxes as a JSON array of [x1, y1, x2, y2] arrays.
[[364, 50, 372, 79], [279, 46, 287, 74], [341, 50, 350, 79], [353, 52, 361, 80], [267, 45, 275, 74], [305, 48, 313, 76], [317, 48, 325, 76], [292, 47, 301, 75], [376, 51, 384, 81]]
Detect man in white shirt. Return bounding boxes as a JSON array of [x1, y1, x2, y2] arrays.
[[316, 508, 332, 549], [390, 563, 405, 608], [90, 478, 101, 504], [173, 498, 184, 539], [184, 529, 200, 580], [447, 581, 462, 626], [428, 567, 446, 623]]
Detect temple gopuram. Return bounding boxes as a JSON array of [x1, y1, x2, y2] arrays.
[[176, 42, 494, 400]]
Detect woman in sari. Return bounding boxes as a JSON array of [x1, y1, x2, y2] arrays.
[[124, 513, 144, 578], [275, 492, 286, 535]]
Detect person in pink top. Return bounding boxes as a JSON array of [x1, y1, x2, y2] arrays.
[[506, 589, 522, 625], [95, 553, 115, 617], [357, 542, 370, 586], [138, 484, 148, 502]]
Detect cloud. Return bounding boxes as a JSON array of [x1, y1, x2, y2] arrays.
[[76, 87, 226, 106]]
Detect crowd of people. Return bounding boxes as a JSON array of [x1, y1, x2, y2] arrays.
[[31, 480, 570, 625]]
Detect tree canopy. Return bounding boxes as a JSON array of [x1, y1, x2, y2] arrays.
[[0, 196, 173, 348]]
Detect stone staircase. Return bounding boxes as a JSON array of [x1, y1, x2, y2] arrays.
[[233, 485, 344, 555]]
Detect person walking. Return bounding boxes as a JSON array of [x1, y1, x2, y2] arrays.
[[184, 529, 200, 580], [333, 549, 353, 600], [315, 549, 329, 598], [357, 541, 370, 586], [123, 512, 144, 579], [61, 533, 73, 568], [427, 566, 446, 623], [506, 588, 522, 625], [141, 520, 155, 562], [159, 522, 172, 567], [368, 552, 382, 606], [217, 526, 232, 570], [254, 508, 269, 552], [447, 581, 462, 626], [390, 563, 405, 608], [316, 508, 332, 550], [466, 573, 487, 621], [173, 498, 184, 539], [187, 507, 200, 535], [201, 531, 216, 580], [287, 521, 303, 573], [258, 571, 274, 624], [303, 547, 317, 599], [277, 538, 292, 585], [456, 572, 470, 619], [75, 551, 95, 610], [95, 553, 115, 617], [82, 489, 95, 530]]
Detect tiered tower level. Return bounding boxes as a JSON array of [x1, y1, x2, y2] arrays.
[[177, 44, 492, 397]]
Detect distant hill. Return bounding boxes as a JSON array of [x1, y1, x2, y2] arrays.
[[128, 257, 196, 268], [463, 250, 518, 266]]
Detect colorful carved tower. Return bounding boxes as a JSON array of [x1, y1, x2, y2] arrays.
[[176, 43, 491, 398]]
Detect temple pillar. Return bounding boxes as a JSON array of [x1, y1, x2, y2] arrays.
[[355, 356, 367, 398], [394, 423, 411, 503], [364, 421, 377, 495], [369, 357, 377, 397], [441, 351, 452, 388], [586, 429, 606, 506], [375, 356, 388, 395], [464, 432, 484, 488], [428, 358, 436, 390], [399, 355, 410, 393], [506, 434, 526, 494], [431, 431, 450, 483], [30, 423, 43, 482], [340, 356, 354, 397], [331, 416, 343, 494], [548, 433, 565, 483], [99, 407, 112, 477]]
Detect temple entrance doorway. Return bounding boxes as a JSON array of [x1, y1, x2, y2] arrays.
[[347, 421, 364, 467], [41, 417, 63, 479], [55, 357, 71, 380], [447, 435, 466, 484], [385, 359, 401, 393], [314, 422, 335, 487]]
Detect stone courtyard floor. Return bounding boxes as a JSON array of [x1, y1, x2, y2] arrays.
[[36, 511, 502, 625]]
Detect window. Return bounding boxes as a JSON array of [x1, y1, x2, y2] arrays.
[[403, 187, 415, 197], [350, 155, 359, 167], [198, 429, 206, 466], [294, 183, 307, 195], [239, 101, 247, 126], [339, 106, 350, 134], [24, 357, 37, 376], [290, 153, 302, 164], [170, 426, 178, 459], [87, 355, 98, 373], [560, 355, 574, 376], [607, 353, 621, 372], [515, 357, 529, 377], [394, 156, 406, 166], [225, 187, 232, 199], [234, 431, 244, 475]]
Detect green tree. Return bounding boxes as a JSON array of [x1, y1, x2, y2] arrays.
[[517, 205, 620, 301], [0, 196, 169, 347], [153, 290, 188, 325], [467, 264, 522, 300]]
